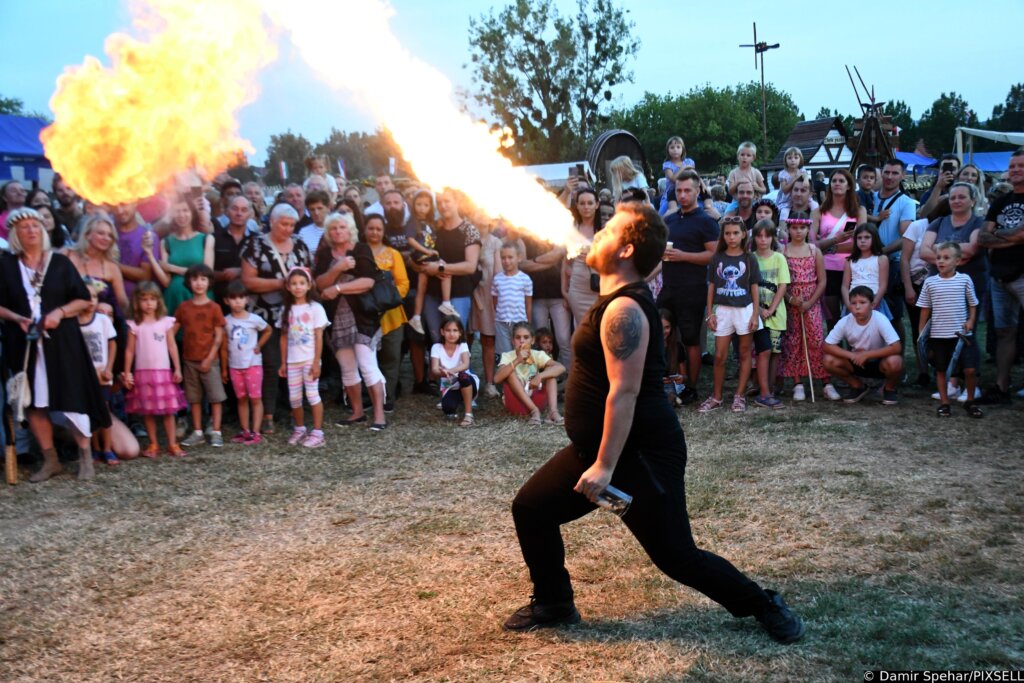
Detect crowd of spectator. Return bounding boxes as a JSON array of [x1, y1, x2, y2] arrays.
[[0, 141, 1021, 482]]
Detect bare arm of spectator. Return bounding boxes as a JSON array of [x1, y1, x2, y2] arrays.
[[241, 260, 284, 295], [424, 244, 480, 276]]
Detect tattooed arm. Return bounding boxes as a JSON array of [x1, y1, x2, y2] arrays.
[[573, 297, 649, 503], [977, 219, 1024, 248]]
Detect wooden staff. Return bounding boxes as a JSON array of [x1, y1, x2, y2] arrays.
[[800, 309, 816, 403], [5, 411, 17, 485]]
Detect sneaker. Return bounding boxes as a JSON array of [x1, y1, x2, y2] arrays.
[[209, 431, 224, 448], [181, 430, 206, 448], [408, 316, 424, 335], [245, 433, 263, 445], [483, 382, 500, 399], [370, 422, 387, 432], [931, 383, 959, 400], [677, 386, 699, 405], [756, 589, 805, 644], [731, 395, 747, 412], [503, 598, 581, 632], [956, 387, 981, 403], [823, 383, 841, 401], [697, 396, 723, 413], [753, 395, 783, 409], [231, 431, 251, 444], [383, 401, 395, 413], [881, 388, 900, 405], [301, 430, 325, 448], [976, 386, 1011, 405], [792, 385, 806, 402], [841, 384, 870, 403], [438, 302, 459, 317], [175, 416, 189, 441], [287, 427, 308, 446]]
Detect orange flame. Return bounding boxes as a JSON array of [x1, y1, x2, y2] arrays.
[[264, 0, 585, 253], [41, 0, 276, 206]]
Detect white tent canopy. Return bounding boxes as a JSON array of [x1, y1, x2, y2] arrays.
[[954, 126, 1024, 160]]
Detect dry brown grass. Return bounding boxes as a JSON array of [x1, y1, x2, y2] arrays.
[[1, 378, 1023, 681]]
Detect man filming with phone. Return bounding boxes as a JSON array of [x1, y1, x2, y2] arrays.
[[917, 154, 961, 220], [503, 204, 804, 645]]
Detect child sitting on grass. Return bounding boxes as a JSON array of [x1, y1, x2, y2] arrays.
[[430, 315, 478, 426], [495, 322, 565, 425], [916, 241, 981, 418], [822, 285, 904, 405]]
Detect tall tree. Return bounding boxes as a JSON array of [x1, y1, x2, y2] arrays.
[[916, 92, 978, 157], [264, 131, 313, 185], [467, 0, 640, 164], [882, 99, 916, 152], [989, 83, 1024, 132], [0, 93, 53, 122]]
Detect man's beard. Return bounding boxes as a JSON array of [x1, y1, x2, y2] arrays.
[[384, 208, 404, 228]]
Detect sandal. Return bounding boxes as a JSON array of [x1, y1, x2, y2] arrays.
[[937, 404, 952, 418], [731, 395, 747, 413], [261, 418, 275, 435], [963, 401, 984, 419], [141, 444, 160, 459], [545, 411, 565, 426], [527, 410, 542, 426], [459, 413, 475, 427], [166, 444, 187, 458], [101, 451, 121, 466], [697, 396, 723, 413]]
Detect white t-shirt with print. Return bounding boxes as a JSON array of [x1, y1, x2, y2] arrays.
[[277, 302, 329, 363], [227, 311, 270, 369], [80, 312, 117, 384]]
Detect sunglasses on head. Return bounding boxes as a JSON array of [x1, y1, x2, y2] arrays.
[[721, 216, 745, 225]]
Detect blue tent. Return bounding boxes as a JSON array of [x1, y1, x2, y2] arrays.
[[0, 114, 51, 182], [896, 150, 1013, 175]]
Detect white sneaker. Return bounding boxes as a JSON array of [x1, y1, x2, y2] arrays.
[[438, 302, 459, 317], [408, 316, 424, 335], [931, 383, 959, 400], [957, 387, 981, 403], [823, 384, 840, 401], [483, 382, 500, 398], [792, 385, 806, 401]]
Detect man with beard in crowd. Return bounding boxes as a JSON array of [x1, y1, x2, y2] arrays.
[[722, 179, 756, 230], [52, 173, 84, 238], [778, 174, 819, 223]]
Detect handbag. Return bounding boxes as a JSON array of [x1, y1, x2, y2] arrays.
[[357, 267, 403, 314], [7, 252, 53, 423]]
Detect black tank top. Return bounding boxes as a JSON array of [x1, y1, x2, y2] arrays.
[[564, 281, 683, 456]]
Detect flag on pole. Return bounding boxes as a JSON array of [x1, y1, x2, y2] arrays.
[[279, 160, 288, 182], [388, 156, 396, 176], [337, 158, 346, 180]]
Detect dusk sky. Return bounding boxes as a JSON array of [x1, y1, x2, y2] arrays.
[[3, 0, 1020, 165]]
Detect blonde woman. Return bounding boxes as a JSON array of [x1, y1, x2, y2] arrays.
[[608, 155, 648, 203], [67, 213, 129, 315]]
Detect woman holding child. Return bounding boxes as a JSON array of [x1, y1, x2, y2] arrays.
[[241, 203, 314, 433], [315, 212, 388, 431]]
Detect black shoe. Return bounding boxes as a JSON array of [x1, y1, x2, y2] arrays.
[[369, 422, 387, 432], [677, 386, 699, 405], [412, 381, 432, 395], [503, 598, 581, 632], [756, 589, 805, 644], [976, 385, 1011, 405], [841, 384, 870, 403], [335, 415, 367, 427], [383, 401, 395, 413], [881, 388, 899, 406]]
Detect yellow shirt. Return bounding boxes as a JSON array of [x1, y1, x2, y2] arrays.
[[373, 246, 409, 336]]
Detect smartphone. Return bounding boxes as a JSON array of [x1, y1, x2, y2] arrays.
[[575, 163, 585, 178], [941, 161, 956, 175], [843, 219, 856, 231], [187, 185, 203, 202], [568, 166, 578, 178]]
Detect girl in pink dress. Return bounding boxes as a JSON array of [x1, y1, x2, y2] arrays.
[[122, 281, 187, 457], [779, 215, 828, 400]]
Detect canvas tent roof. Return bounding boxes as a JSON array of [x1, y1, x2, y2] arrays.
[[0, 114, 51, 183], [895, 150, 1013, 174]]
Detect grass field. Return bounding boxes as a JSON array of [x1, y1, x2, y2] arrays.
[[1, 362, 1022, 681]]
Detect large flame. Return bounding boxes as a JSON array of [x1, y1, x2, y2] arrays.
[[263, 0, 584, 253], [41, 0, 276, 206]]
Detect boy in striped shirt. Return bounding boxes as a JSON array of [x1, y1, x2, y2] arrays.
[[917, 241, 981, 418], [491, 242, 533, 356]]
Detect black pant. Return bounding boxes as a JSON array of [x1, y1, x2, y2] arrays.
[[511, 442, 769, 617]]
